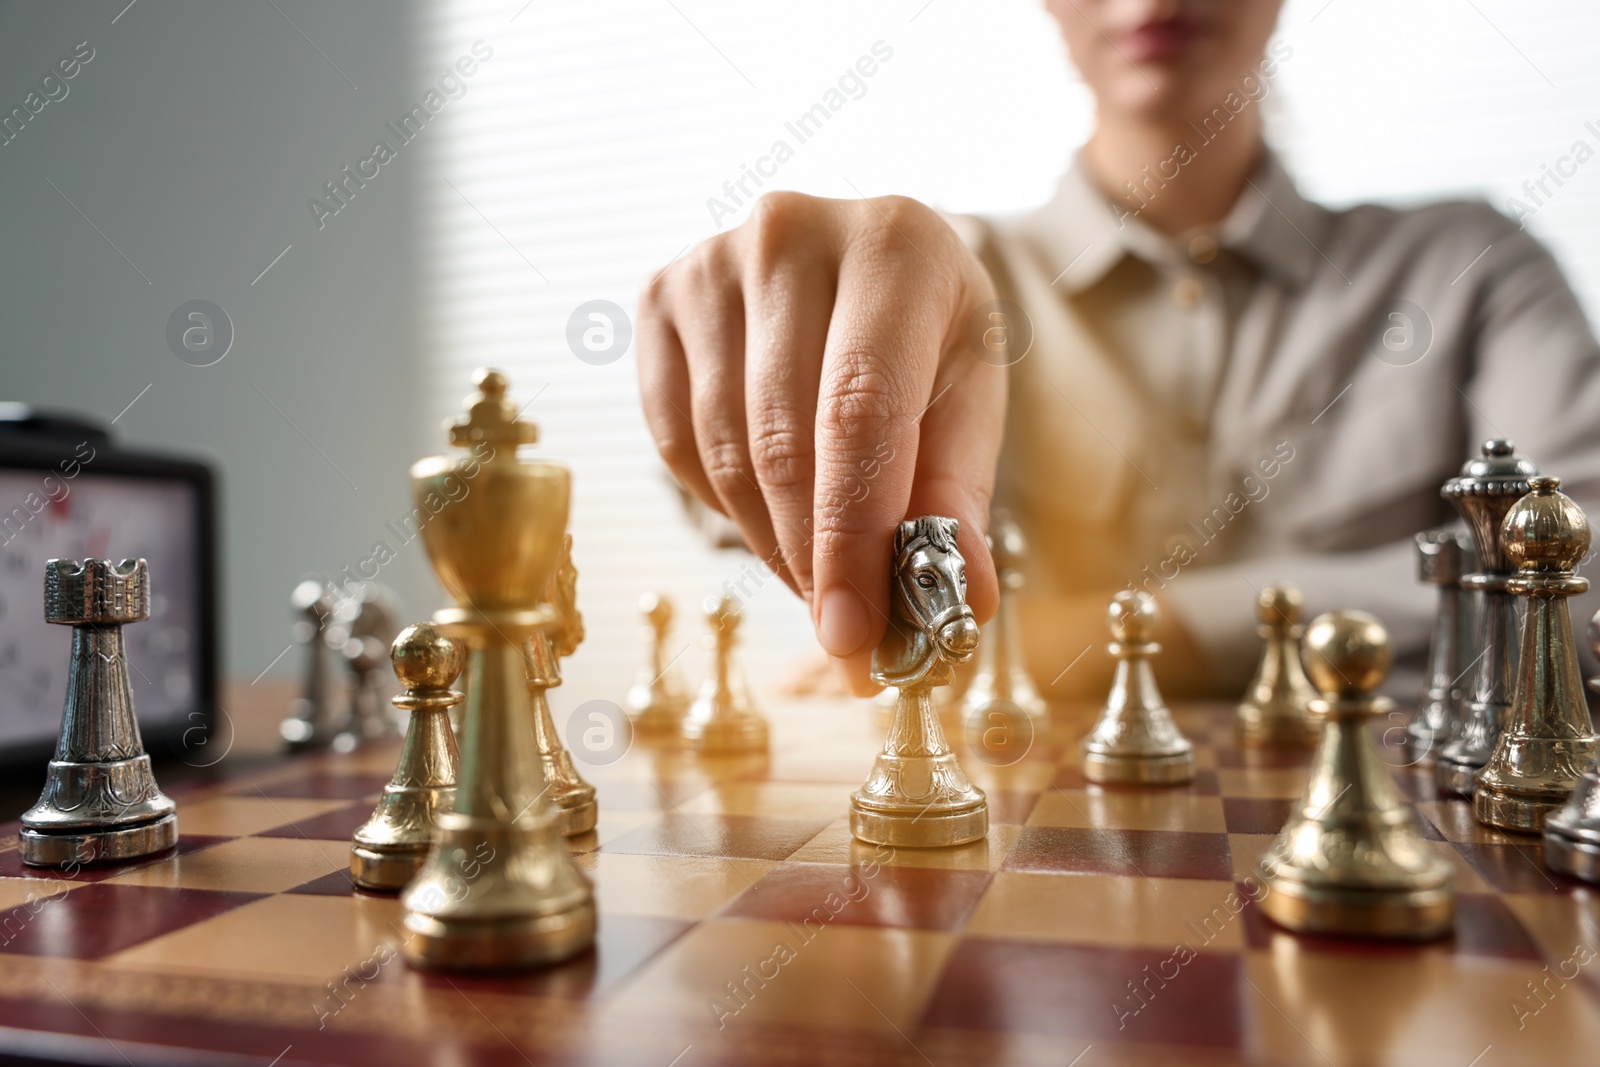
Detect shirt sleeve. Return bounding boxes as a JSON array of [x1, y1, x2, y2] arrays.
[[1169, 205, 1600, 693], [1159, 539, 1430, 694]]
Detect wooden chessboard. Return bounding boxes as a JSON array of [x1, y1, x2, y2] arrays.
[[0, 697, 1597, 1067]]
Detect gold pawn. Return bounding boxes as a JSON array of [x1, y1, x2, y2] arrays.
[[1474, 476, 1597, 832], [1236, 582, 1319, 747], [625, 593, 692, 732], [350, 624, 464, 891], [1258, 610, 1454, 939], [681, 596, 769, 753], [959, 513, 1048, 723], [527, 534, 598, 836]]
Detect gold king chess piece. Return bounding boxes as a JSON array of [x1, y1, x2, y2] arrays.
[[526, 534, 598, 836], [681, 596, 769, 752], [1236, 582, 1318, 747], [399, 369, 595, 969], [1080, 591, 1195, 784], [850, 515, 988, 847], [350, 624, 464, 891], [1473, 477, 1597, 832], [1258, 611, 1454, 939], [21, 559, 178, 866], [626, 593, 693, 733], [1544, 611, 1600, 881], [1437, 439, 1539, 796], [959, 512, 1048, 726]]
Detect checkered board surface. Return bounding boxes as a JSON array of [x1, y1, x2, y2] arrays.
[[1, 698, 1598, 1067]]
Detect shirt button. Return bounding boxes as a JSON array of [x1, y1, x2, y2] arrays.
[[1172, 275, 1204, 309], [1187, 234, 1218, 264]]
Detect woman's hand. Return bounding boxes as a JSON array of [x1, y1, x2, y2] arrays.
[[637, 192, 1007, 690]]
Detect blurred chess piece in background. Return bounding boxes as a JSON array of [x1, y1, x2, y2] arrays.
[[626, 592, 693, 733], [1410, 528, 1474, 755], [280, 578, 345, 752], [1544, 608, 1600, 881], [682, 595, 769, 753], [329, 580, 404, 752], [1236, 582, 1318, 748], [960, 511, 1048, 723]]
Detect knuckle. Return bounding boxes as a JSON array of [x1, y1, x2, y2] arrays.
[[654, 431, 701, 482], [748, 420, 812, 492], [742, 191, 816, 269], [817, 357, 910, 440], [700, 437, 757, 502]]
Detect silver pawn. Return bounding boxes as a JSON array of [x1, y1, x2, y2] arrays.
[[1080, 591, 1195, 784], [1410, 529, 1474, 754], [330, 582, 403, 752], [21, 559, 178, 866], [1544, 610, 1600, 880], [280, 578, 345, 752]]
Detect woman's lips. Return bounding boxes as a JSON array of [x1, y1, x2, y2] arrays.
[[1120, 17, 1202, 63]]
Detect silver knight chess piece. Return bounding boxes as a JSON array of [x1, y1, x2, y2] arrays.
[[1544, 610, 1600, 881], [851, 515, 988, 848], [1437, 439, 1539, 796], [21, 559, 178, 866], [1080, 590, 1196, 784], [1411, 529, 1475, 754]]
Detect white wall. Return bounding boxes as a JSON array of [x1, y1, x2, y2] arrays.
[[0, 1, 432, 689]]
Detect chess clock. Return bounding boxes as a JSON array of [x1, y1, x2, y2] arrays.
[[0, 405, 217, 767]]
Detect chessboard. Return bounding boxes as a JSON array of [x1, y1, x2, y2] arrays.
[[0, 696, 1597, 1067]]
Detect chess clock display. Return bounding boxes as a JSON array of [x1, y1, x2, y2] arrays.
[[0, 405, 217, 767]]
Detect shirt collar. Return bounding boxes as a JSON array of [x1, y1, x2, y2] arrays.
[[1026, 147, 1324, 295]]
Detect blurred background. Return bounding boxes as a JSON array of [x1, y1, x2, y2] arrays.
[[2, 0, 1598, 732]]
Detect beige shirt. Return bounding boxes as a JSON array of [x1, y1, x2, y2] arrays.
[[956, 152, 1600, 691]]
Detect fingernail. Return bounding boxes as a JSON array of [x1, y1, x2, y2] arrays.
[[817, 589, 870, 657]]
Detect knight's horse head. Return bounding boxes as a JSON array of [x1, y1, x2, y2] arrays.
[[545, 533, 584, 658], [870, 515, 980, 689]]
